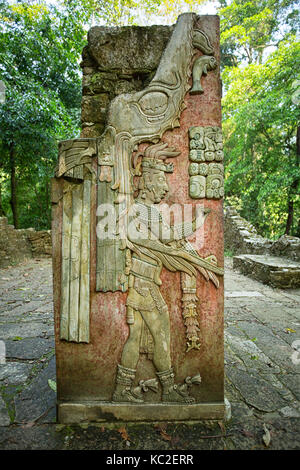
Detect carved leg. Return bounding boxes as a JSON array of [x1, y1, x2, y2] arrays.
[[112, 364, 144, 403], [140, 307, 172, 371], [156, 368, 195, 404], [120, 309, 143, 370]]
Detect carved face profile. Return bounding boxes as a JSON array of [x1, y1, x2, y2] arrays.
[[189, 175, 206, 199], [134, 142, 180, 204], [140, 168, 169, 204]]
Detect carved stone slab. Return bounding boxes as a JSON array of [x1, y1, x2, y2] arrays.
[[55, 138, 96, 343], [52, 13, 224, 422], [60, 179, 91, 343]]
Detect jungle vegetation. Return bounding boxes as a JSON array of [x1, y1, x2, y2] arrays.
[[0, 0, 299, 238]]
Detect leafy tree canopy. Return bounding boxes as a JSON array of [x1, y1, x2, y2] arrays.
[[220, 0, 300, 237], [0, 0, 299, 239], [219, 0, 299, 66], [0, 0, 165, 228]]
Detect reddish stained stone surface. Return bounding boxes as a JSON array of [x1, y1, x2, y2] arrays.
[[53, 15, 224, 406]]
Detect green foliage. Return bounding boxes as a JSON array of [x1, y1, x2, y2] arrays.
[[0, 0, 299, 241], [48, 379, 57, 392], [65, 0, 162, 25], [222, 39, 300, 237], [219, 0, 299, 66], [0, 0, 164, 229], [220, 0, 300, 238], [0, 1, 83, 228]]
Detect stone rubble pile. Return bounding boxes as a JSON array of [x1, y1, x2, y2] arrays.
[[224, 206, 273, 256], [26, 231, 52, 257], [0, 217, 51, 268]]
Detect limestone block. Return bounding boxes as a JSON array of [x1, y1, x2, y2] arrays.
[[233, 254, 300, 288], [81, 94, 110, 123], [87, 25, 173, 72]]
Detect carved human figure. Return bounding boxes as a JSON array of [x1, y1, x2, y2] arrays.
[[112, 142, 223, 404]]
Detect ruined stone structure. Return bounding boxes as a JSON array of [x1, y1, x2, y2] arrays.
[[0, 217, 51, 268], [224, 207, 300, 288], [224, 207, 273, 256], [233, 254, 300, 289], [224, 206, 300, 261], [52, 13, 225, 423]]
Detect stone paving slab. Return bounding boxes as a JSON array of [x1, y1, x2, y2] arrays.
[[236, 321, 298, 372], [0, 396, 10, 426], [0, 258, 299, 450], [225, 329, 281, 373], [5, 337, 54, 360], [226, 366, 289, 413], [0, 362, 32, 385], [0, 321, 53, 341], [14, 356, 56, 424]]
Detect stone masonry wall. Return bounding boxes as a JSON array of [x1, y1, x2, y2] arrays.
[[225, 206, 300, 261], [0, 217, 51, 268]]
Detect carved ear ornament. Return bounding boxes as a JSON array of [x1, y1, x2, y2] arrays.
[[192, 29, 214, 55]]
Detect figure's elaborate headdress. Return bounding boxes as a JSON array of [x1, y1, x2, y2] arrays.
[[132, 142, 181, 174]]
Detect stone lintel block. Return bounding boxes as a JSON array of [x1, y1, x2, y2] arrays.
[[57, 401, 225, 424], [233, 254, 300, 288], [87, 25, 173, 73]]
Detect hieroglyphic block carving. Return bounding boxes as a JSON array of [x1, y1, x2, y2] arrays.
[[188, 127, 224, 199], [189, 175, 206, 199], [189, 163, 199, 176], [189, 127, 223, 160]]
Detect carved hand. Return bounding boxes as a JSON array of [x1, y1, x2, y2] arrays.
[[192, 208, 211, 231]]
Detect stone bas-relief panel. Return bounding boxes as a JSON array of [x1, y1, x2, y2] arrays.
[[189, 126, 224, 199], [56, 138, 96, 343], [53, 13, 224, 421], [111, 140, 223, 404]]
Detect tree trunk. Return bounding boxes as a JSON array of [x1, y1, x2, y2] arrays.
[[296, 217, 300, 238], [9, 142, 18, 228], [284, 198, 293, 235], [285, 126, 300, 235], [0, 181, 6, 217]]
